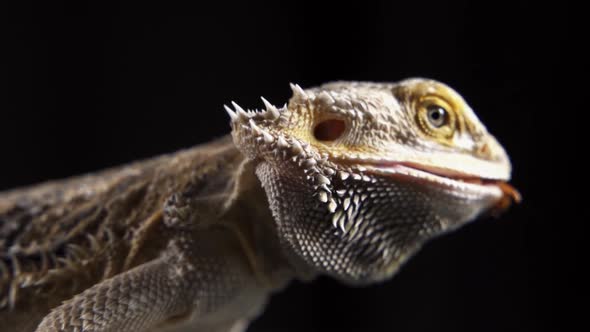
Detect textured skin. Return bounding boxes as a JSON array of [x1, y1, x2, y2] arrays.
[[1, 137, 278, 331], [230, 79, 518, 284], [0, 79, 518, 331]]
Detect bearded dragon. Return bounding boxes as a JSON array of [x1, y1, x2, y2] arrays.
[[0, 78, 520, 332]]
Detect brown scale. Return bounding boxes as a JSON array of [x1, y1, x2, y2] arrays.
[[0, 137, 242, 317]]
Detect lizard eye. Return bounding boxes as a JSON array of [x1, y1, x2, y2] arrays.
[[426, 104, 448, 128], [314, 119, 346, 142], [416, 97, 456, 139]]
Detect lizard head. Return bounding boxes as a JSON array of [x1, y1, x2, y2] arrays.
[[227, 78, 520, 284]]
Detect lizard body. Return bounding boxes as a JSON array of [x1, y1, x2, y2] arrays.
[[0, 79, 519, 331]]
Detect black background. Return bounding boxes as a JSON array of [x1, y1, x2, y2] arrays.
[[4, 2, 566, 332]]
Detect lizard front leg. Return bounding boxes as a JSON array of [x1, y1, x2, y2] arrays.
[[35, 229, 263, 332]]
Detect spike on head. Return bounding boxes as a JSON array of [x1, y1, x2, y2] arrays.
[[224, 104, 238, 122], [261, 96, 281, 119], [289, 83, 308, 102]]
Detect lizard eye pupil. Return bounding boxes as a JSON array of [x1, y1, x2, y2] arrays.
[[426, 105, 448, 127], [314, 119, 346, 142]]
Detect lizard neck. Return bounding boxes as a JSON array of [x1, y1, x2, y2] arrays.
[[221, 158, 299, 291]]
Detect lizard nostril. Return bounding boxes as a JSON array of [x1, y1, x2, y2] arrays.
[[314, 119, 346, 142], [476, 142, 493, 160]]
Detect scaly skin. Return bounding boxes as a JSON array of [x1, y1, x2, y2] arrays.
[[0, 78, 519, 331], [230, 79, 519, 283]]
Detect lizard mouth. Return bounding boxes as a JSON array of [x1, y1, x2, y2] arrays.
[[360, 161, 521, 214]]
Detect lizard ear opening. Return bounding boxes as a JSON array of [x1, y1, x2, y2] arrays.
[[314, 119, 346, 142]]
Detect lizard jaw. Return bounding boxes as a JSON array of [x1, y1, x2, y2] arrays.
[[361, 162, 521, 213]]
